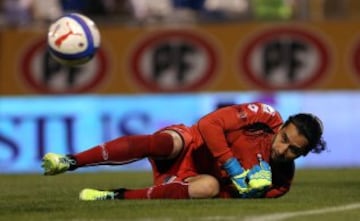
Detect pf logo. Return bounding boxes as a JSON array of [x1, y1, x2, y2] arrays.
[[238, 27, 330, 90], [129, 30, 218, 92], [20, 38, 108, 94]]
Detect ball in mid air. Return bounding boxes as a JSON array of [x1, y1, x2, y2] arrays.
[[47, 13, 101, 66]]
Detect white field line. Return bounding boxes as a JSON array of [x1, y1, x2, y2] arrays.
[[67, 202, 360, 221], [198, 202, 360, 221], [243, 202, 360, 221]]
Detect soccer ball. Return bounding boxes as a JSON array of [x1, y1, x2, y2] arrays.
[[47, 13, 101, 66]]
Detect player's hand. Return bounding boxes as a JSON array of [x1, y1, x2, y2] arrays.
[[223, 157, 249, 194], [247, 155, 272, 191], [241, 187, 268, 198], [231, 170, 250, 194]]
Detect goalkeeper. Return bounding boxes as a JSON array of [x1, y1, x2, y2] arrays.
[[42, 102, 326, 200]]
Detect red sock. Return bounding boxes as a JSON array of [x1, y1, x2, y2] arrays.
[[123, 182, 190, 199], [73, 133, 174, 167]]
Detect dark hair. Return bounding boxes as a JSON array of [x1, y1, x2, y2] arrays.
[[284, 113, 327, 156]]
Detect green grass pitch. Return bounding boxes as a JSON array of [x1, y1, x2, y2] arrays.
[[1, 168, 359, 221]]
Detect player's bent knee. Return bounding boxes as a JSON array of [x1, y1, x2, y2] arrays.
[[187, 175, 220, 199], [160, 130, 184, 159]]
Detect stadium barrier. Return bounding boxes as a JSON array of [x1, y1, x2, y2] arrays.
[[0, 21, 360, 94], [1, 91, 359, 173]]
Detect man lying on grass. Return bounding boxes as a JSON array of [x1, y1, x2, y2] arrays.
[[42, 102, 326, 200]]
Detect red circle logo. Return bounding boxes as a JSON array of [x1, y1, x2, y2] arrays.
[[21, 38, 109, 94], [129, 30, 218, 92], [238, 27, 330, 90]]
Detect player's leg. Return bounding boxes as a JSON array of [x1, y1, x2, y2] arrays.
[[42, 129, 184, 175], [79, 126, 217, 200], [186, 174, 220, 198], [79, 174, 220, 200]]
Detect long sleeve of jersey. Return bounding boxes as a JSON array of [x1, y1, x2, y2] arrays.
[[196, 102, 283, 165]]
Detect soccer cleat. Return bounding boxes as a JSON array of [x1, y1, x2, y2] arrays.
[[79, 188, 115, 201], [41, 153, 75, 175]]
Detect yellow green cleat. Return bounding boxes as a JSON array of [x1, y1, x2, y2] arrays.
[[79, 188, 115, 201], [41, 153, 75, 175]]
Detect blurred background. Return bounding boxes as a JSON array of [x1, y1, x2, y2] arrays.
[[0, 0, 359, 173]]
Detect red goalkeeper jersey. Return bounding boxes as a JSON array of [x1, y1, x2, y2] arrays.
[[194, 102, 294, 198], [152, 102, 295, 198]]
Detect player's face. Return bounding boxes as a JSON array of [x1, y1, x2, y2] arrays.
[[271, 123, 309, 162]]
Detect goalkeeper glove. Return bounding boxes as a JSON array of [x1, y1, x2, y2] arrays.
[[247, 157, 272, 191], [223, 157, 249, 194], [241, 187, 267, 198]]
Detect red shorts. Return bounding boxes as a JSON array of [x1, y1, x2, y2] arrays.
[[148, 124, 237, 198], [148, 124, 208, 185]]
